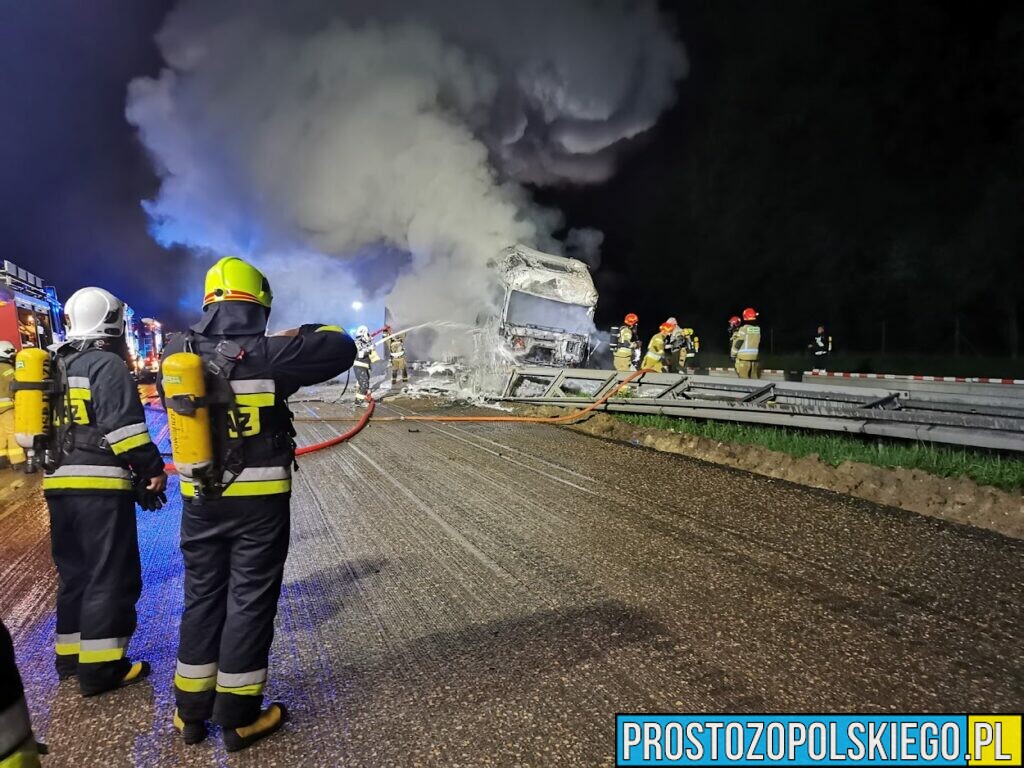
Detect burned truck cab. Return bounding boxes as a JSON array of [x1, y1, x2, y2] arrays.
[[497, 245, 598, 368]]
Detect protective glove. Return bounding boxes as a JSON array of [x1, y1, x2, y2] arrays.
[[133, 473, 168, 511]]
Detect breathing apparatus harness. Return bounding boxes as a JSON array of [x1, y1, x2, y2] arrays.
[[10, 344, 76, 473], [165, 331, 296, 502]]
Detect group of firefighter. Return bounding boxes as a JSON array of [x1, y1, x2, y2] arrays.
[[610, 306, 766, 379], [351, 322, 409, 407], [0, 257, 360, 763]]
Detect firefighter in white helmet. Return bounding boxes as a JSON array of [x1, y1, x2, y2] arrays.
[[43, 287, 166, 695], [352, 325, 378, 406], [0, 340, 26, 469]]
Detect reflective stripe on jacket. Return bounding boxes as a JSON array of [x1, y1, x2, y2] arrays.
[[161, 321, 356, 501], [43, 347, 163, 497]]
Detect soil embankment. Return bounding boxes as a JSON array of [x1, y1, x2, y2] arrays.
[[522, 406, 1024, 540]]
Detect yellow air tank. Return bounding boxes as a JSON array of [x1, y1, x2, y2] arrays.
[[161, 352, 213, 481], [14, 348, 51, 471]]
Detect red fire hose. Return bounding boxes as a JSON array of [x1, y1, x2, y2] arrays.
[[295, 396, 375, 457], [162, 366, 651, 474], [164, 397, 376, 474]]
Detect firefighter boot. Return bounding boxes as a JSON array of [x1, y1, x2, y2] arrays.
[[173, 709, 209, 745], [222, 703, 289, 753], [81, 660, 151, 697]]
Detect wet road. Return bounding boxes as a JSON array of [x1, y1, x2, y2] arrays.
[[1, 392, 1022, 766]]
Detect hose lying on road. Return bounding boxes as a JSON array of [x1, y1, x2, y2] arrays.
[[295, 397, 375, 457], [164, 369, 648, 473], [164, 394, 376, 473], [296, 368, 655, 426]]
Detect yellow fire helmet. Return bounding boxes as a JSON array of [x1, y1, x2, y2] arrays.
[[203, 256, 273, 308], [682, 327, 694, 336]]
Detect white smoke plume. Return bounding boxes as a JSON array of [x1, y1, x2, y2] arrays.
[[127, 0, 686, 331]]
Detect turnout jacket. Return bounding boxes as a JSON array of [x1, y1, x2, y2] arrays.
[[161, 303, 356, 500], [43, 345, 164, 497], [0, 360, 14, 410], [730, 324, 761, 361]]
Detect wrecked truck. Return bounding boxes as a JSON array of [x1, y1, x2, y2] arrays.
[[495, 245, 598, 367]]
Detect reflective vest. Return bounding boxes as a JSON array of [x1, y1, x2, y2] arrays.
[[387, 336, 405, 359], [0, 361, 13, 410], [613, 326, 635, 357], [732, 325, 761, 361], [354, 338, 378, 369]]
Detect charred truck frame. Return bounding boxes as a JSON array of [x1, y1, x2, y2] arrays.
[[497, 245, 598, 367]]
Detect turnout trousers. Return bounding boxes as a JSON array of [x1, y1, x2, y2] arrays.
[[354, 365, 371, 401], [174, 494, 290, 729], [46, 494, 141, 694], [1, 621, 41, 768], [390, 357, 408, 384], [0, 409, 26, 467], [734, 359, 761, 379]]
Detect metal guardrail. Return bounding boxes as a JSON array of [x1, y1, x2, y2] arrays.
[[499, 367, 1024, 453]]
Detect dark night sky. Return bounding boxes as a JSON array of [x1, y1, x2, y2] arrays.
[[2, 1, 1022, 356], [0, 0, 184, 321]]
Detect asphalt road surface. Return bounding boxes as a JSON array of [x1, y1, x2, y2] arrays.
[[1, 392, 1022, 767]]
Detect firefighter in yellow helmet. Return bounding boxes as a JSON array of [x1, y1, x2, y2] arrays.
[[612, 313, 639, 371], [641, 322, 674, 373], [161, 257, 355, 751], [730, 307, 761, 378], [681, 327, 699, 371], [0, 340, 26, 469]]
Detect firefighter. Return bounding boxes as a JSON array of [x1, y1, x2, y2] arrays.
[[1, 620, 44, 768], [163, 257, 355, 752], [43, 287, 166, 695], [681, 327, 699, 371], [663, 317, 684, 373], [730, 307, 761, 379], [385, 326, 409, 387], [353, 325, 379, 405], [0, 340, 27, 469], [612, 313, 639, 372], [641, 322, 674, 373], [808, 325, 832, 360]]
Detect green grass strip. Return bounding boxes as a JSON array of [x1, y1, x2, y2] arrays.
[[616, 413, 1024, 493]]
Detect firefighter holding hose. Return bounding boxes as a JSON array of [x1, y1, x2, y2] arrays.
[[353, 325, 378, 406], [161, 257, 355, 751], [384, 326, 409, 388]]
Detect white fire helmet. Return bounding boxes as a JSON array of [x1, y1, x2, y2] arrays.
[[356, 325, 370, 340], [0, 340, 15, 363], [65, 287, 126, 341]]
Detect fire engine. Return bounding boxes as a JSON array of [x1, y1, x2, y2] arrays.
[[0, 260, 64, 350], [126, 311, 164, 381]]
